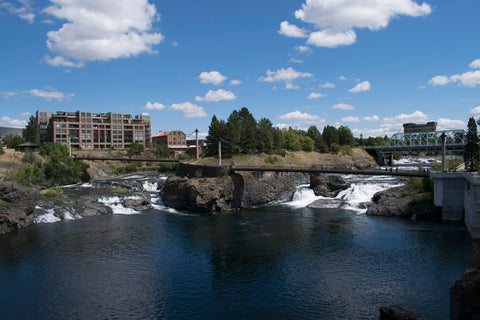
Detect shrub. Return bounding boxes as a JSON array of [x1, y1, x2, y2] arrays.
[[158, 162, 179, 172], [265, 156, 277, 166], [40, 188, 63, 197]]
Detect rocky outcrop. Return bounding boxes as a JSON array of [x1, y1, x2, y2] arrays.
[[0, 182, 39, 232], [162, 176, 234, 212], [366, 186, 441, 220], [310, 174, 350, 197], [161, 172, 308, 212], [450, 268, 480, 320], [379, 305, 420, 320]]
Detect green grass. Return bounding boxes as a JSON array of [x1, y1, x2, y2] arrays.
[[40, 188, 64, 197]]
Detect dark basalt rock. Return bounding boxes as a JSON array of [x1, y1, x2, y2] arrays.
[[309, 174, 350, 197], [379, 305, 420, 320], [0, 182, 39, 232], [450, 268, 480, 320]]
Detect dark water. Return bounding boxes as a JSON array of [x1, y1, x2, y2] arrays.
[[0, 206, 472, 319]]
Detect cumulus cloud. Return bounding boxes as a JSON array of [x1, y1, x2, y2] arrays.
[[278, 21, 308, 38], [199, 71, 227, 85], [307, 29, 356, 48], [308, 92, 325, 99], [342, 116, 360, 123], [363, 115, 380, 122], [43, 0, 164, 67], [1, 0, 36, 23], [278, 111, 322, 122], [338, 75, 347, 80], [259, 67, 313, 83], [319, 82, 335, 88], [428, 59, 480, 87], [230, 79, 242, 86], [285, 83, 299, 90], [470, 59, 480, 69], [470, 106, 480, 116], [286, 0, 431, 48], [144, 102, 166, 110], [437, 118, 465, 130], [295, 45, 312, 53], [332, 103, 355, 110], [195, 89, 237, 102], [0, 116, 27, 128], [1, 88, 74, 101], [168, 102, 207, 118], [380, 110, 430, 132], [349, 81, 371, 93]]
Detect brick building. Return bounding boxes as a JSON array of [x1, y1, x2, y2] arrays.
[[36, 110, 151, 150], [152, 130, 188, 157]]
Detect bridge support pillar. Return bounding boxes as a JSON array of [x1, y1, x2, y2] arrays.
[[431, 172, 465, 221], [464, 174, 480, 239]]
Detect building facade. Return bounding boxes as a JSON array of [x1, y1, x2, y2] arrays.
[[36, 110, 151, 150], [152, 130, 188, 157]]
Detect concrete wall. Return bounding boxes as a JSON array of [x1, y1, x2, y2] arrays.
[[464, 174, 480, 239], [431, 172, 466, 221]]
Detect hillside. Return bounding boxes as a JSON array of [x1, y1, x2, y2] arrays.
[[191, 148, 377, 169]]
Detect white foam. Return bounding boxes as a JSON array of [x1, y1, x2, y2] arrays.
[[285, 184, 321, 208], [143, 181, 158, 192], [34, 208, 61, 223], [80, 183, 95, 188], [97, 196, 138, 215]]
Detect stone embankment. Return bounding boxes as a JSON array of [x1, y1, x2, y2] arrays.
[[450, 267, 480, 319], [0, 182, 39, 232]]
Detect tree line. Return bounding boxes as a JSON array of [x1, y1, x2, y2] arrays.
[[205, 107, 384, 156]]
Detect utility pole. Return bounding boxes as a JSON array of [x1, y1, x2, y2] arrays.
[[195, 128, 199, 160], [218, 140, 222, 167], [441, 132, 446, 172]]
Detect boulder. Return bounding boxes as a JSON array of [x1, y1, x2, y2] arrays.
[[450, 268, 480, 320], [0, 182, 39, 232], [379, 305, 420, 320], [309, 174, 350, 197], [366, 186, 441, 220]]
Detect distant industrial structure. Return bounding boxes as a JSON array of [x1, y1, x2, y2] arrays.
[[403, 121, 437, 133], [36, 110, 151, 150]]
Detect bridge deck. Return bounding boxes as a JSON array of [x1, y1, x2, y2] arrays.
[[232, 166, 429, 177], [74, 156, 179, 163]]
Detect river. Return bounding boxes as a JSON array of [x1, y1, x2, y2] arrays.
[[0, 173, 473, 319]]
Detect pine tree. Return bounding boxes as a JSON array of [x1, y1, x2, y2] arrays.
[[464, 117, 480, 171], [22, 115, 40, 144]]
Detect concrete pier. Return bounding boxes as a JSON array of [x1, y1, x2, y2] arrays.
[[431, 172, 480, 239]]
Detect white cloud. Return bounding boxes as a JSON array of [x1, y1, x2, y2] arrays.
[[381, 110, 429, 132], [338, 75, 347, 80], [274, 123, 291, 130], [307, 29, 356, 48], [308, 92, 325, 99], [450, 71, 480, 87], [342, 116, 360, 123], [1, 0, 36, 23], [199, 71, 227, 85], [278, 111, 322, 122], [168, 102, 207, 118], [349, 80, 371, 93], [469, 59, 480, 69], [285, 83, 299, 90], [470, 106, 480, 116], [295, 45, 312, 53], [144, 102, 166, 110], [1, 88, 74, 101], [332, 103, 355, 110], [0, 116, 27, 128], [230, 79, 242, 86], [319, 82, 335, 88], [428, 75, 450, 86], [289, 58, 303, 63], [195, 89, 237, 102], [19, 112, 32, 118], [278, 21, 308, 38], [293, 0, 431, 48], [259, 67, 313, 83], [429, 59, 480, 87], [437, 118, 465, 130], [43, 0, 164, 67], [363, 115, 380, 122]]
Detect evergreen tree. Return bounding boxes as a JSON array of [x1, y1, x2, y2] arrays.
[[322, 125, 339, 150], [225, 110, 242, 154], [256, 118, 274, 152], [464, 117, 480, 171], [238, 107, 257, 152], [338, 126, 354, 146], [22, 115, 40, 144], [205, 115, 227, 156]]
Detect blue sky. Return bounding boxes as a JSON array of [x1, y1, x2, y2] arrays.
[[1, 0, 479, 139]]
